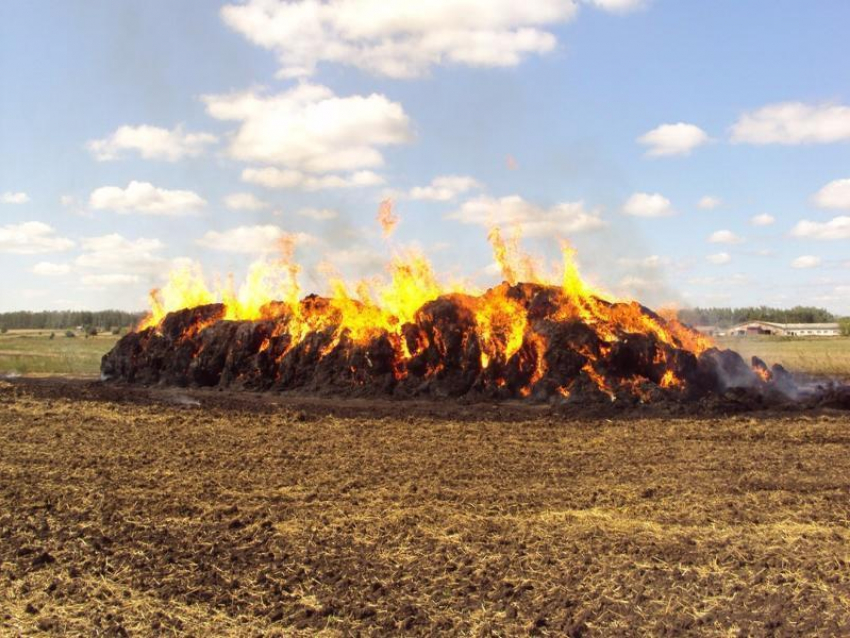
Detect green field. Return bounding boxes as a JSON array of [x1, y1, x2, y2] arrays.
[[716, 335, 850, 380], [0, 331, 120, 376]]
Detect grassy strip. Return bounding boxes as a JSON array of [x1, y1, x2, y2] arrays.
[[0, 333, 119, 375]]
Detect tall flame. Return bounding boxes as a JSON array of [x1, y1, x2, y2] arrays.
[[487, 227, 539, 285]]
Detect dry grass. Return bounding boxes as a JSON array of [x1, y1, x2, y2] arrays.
[[717, 336, 850, 380], [1, 380, 849, 635]]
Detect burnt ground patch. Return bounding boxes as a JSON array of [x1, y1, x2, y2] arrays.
[[1, 378, 849, 635]]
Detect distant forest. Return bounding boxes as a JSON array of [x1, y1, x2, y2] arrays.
[[677, 306, 839, 328], [0, 310, 143, 331]]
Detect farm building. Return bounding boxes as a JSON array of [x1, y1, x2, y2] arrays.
[[726, 321, 841, 337]]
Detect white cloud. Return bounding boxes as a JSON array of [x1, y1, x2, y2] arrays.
[[708, 230, 743, 244], [196, 225, 317, 254], [220, 0, 577, 79], [204, 84, 412, 175], [323, 247, 385, 271], [622, 192, 674, 217], [447, 194, 606, 236], [812, 178, 850, 210], [688, 273, 748, 287], [617, 255, 671, 269], [296, 207, 338, 221], [790, 216, 850, 240], [618, 275, 651, 290], [637, 123, 709, 157], [813, 285, 850, 307], [697, 196, 721, 210], [409, 175, 481, 201], [707, 252, 731, 265], [791, 255, 822, 269], [224, 192, 269, 211], [60, 195, 75, 207], [32, 262, 71, 276], [750, 213, 775, 226], [75, 234, 167, 273], [242, 167, 384, 191], [0, 222, 74, 254], [81, 274, 142, 287], [1, 191, 30, 205], [730, 102, 850, 145], [89, 181, 206, 216], [585, 0, 647, 13], [86, 125, 217, 161]]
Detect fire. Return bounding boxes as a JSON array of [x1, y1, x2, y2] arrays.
[[135, 221, 716, 401], [475, 290, 527, 369], [140, 263, 215, 331], [377, 199, 399, 238], [488, 227, 539, 285], [659, 369, 682, 389]]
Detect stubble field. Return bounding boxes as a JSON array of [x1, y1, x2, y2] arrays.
[[1, 378, 849, 636]]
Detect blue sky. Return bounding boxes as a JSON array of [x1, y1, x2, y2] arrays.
[[1, 0, 849, 314]]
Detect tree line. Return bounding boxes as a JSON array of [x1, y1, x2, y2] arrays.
[[0, 310, 143, 332], [677, 306, 841, 328]]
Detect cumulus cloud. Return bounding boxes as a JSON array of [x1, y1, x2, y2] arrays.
[[32, 262, 71, 276], [296, 207, 338, 221], [242, 167, 384, 191], [89, 181, 206, 216], [323, 247, 386, 272], [730, 102, 850, 145], [86, 125, 217, 161], [707, 252, 731, 265], [622, 192, 674, 217], [81, 274, 142, 287], [75, 235, 167, 274], [750, 213, 775, 226], [204, 84, 412, 177], [1, 191, 30, 204], [637, 123, 709, 157], [584, 0, 647, 12], [224, 192, 269, 211], [409, 175, 481, 201], [697, 195, 721, 210], [0, 222, 74, 254], [812, 178, 850, 210], [790, 216, 850, 240], [791, 255, 822, 269], [196, 225, 317, 254], [616, 255, 671, 269], [708, 230, 743, 244], [220, 0, 578, 79], [447, 195, 606, 236]]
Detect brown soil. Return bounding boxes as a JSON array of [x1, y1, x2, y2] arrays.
[[1, 378, 849, 636]]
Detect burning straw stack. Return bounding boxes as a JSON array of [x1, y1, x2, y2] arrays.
[[102, 282, 837, 408]]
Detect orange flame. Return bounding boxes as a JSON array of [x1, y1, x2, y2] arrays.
[[377, 198, 399, 238], [487, 227, 539, 285]]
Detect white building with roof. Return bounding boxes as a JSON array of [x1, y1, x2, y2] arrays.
[[726, 321, 840, 337]]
